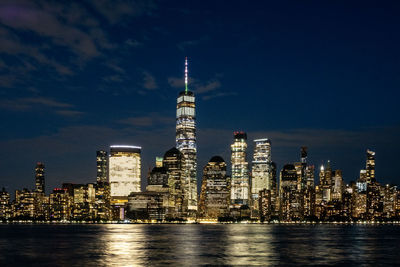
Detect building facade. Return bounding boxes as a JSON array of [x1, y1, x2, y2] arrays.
[[279, 164, 303, 221], [163, 147, 185, 219], [251, 138, 272, 198], [198, 156, 230, 220], [35, 162, 45, 193], [176, 57, 197, 212], [96, 150, 108, 183], [109, 145, 141, 197], [230, 132, 250, 208]]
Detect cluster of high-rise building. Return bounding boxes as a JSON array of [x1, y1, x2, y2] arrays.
[[1, 59, 400, 223]]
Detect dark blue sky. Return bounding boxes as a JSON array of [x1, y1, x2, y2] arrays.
[[1, 0, 400, 193]]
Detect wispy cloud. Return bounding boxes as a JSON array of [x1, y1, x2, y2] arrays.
[[0, 0, 155, 87], [196, 79, 221, 94], [119, 112, 173, 127], [168, 77, 185, 88], [125, 39, 143, 47], [89, 0, 157, 24], [103, 75, 124, 83], [168, 76, 221, 94], [142, 71, 158, 90], [177, 36, 209, 51], [55, 110, 85, 117], [202, 92, 237, 100], [168, 75, 230, 99], [0, 97, 72, 110], [0, 97, 83, 116]]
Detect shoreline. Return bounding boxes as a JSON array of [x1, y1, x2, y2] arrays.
[[1, 221, 400, 225]]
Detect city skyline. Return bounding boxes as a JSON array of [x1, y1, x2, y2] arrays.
[[2, 2, 400, 266], [0, 56, 398, 223], [1, 56, 399, 195], [1, 1, 400, 195]]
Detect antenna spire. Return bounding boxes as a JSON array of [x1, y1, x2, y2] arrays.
[[185, 56, 188, 93]]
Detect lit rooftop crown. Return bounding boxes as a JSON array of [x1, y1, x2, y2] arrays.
[[110, 145, 141, 149]]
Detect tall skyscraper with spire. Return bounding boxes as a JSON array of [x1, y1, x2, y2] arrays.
[[176, 57, 197, 213]]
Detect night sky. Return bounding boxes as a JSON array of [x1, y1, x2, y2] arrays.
[[1, 0, 400, 194]]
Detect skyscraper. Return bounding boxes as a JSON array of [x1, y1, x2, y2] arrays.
[[331, 170, 343, 201], [108, 145, 141, 197], [300, 147, 308, 189], [251, 138, 272, 198], [163, 147, 185, 219], [176, 57, 197, 212], [148, 159, 168, 187], [279, 164, 302, 221], [230, 131, 250, 208], [366, 149, 375, 184], [35, 162, 45, 194], [251, 138, 272, 218], [96, 150, 108, 183], [198, 156, 230, 220]]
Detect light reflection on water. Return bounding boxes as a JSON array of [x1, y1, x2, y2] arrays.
[[0, 224, 399, 266]]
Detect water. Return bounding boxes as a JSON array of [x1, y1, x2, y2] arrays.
[[0, 224, 399, 266]]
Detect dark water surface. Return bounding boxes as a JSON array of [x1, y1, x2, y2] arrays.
[[0, 224, 399, 266]]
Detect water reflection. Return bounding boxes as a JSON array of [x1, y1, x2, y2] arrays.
[[226, 225, 277, 265], [101, 225, 147, 266], [0, 224, 399, 266]]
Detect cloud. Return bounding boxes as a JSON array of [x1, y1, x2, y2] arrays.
[[104, 62, 126, 74], [55, 110, 85, 117], [0, 97, 72, 111], [89, 0, 157, 24], [0, 97, 84, 117], [142, 71, 158, 90], [177, 40, 201, 51], [119, 112, 174, 127], [196, 80, 221, 94], [177, 36, 209, 51], [0, 0, 155, 85], [168, 75, 224, 97], [0, 2, 101, 59], [202, 92, 237, 100], [21, 97, 73, 108], [125, 39, 143, 47], [103, 75, 124, 83], [168, 77, 185, 88]]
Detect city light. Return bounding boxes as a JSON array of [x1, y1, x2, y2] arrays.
[[1, 59, 400, 224]]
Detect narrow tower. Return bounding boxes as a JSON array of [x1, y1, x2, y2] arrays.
[[366, 149, 375, 184], [96, 150, 108, 183], [35, 162, 45, 193], [176, 57, 197, 213], [230, 132, 249, 208]]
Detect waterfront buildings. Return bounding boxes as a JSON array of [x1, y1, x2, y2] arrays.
[[0, 188, 11, 219], [1, 59, 400, 223], [49, 188, 71, 221]]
